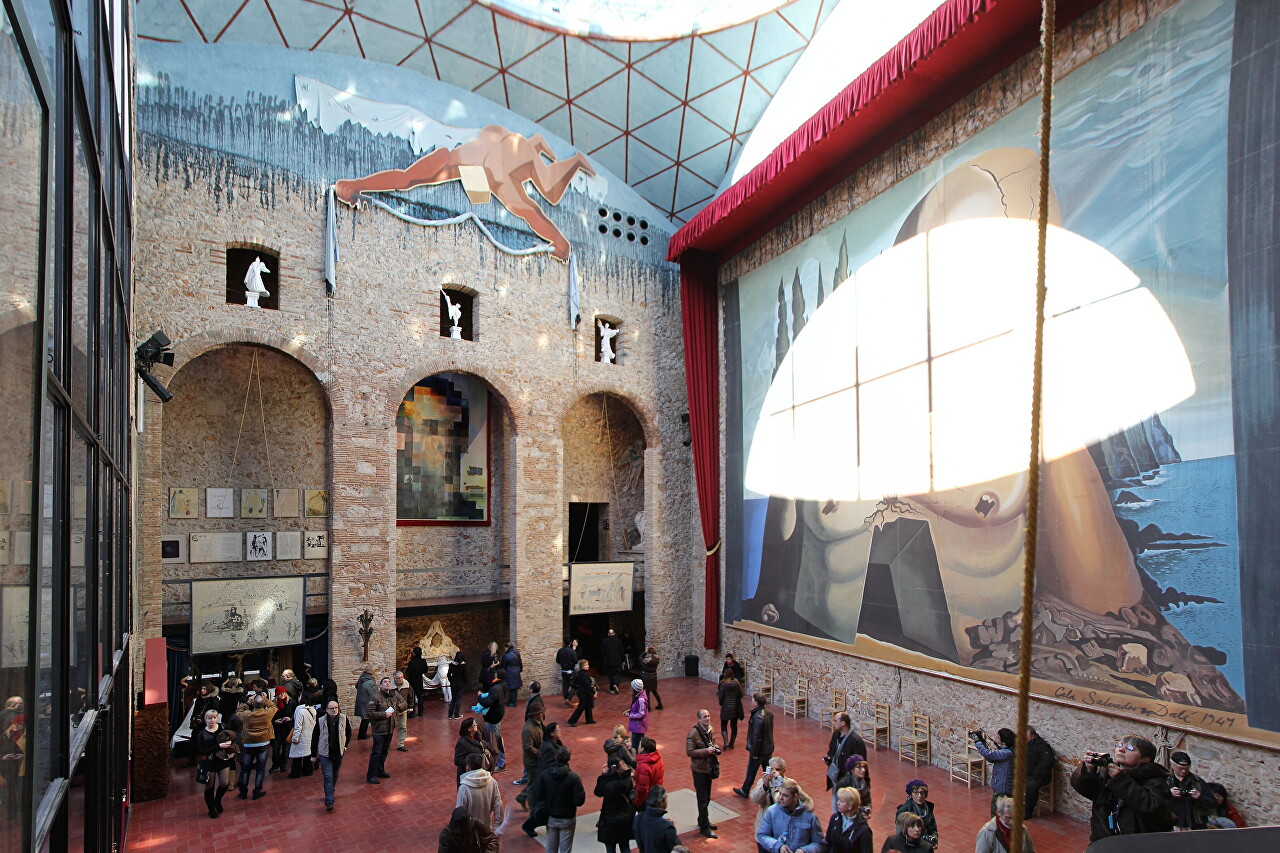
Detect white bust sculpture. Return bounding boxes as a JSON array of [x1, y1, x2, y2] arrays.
[[598, 319, 619, 363], [244, 256, 271, 307], [440, 287, 463, 338], [419, 619, 459, 660]]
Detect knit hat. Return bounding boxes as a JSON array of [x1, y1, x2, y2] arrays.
[[844, 754, 866, 773], [1170, 751, 1191, 766], [906, 779, 927, 794], [631, 679, 645, 691]]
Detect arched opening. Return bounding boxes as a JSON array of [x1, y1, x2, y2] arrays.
[[155, 343, 331, 704], [561, 392, 647, 683]]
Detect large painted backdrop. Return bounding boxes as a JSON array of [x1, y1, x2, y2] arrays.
[[725, 0, 1279, 743]]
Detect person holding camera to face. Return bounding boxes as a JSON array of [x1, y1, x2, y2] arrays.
[[595, 754, 637, 853], [970, 727, 1017, 816], [1068, 734, 1173, 841], [1166, 751, 1209, 830]]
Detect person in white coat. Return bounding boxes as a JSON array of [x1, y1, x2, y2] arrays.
[[288, 693, 318, 778]]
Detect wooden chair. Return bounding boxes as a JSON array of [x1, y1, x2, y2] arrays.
[[781, 677, 809, 719], [1034, 769, 1057, 815], [898, 713, 931, 766], [758, 668, 775, 704], [860, 702, 891, 751], [947, 743, 986, 789], [819, 688, 847, 731]]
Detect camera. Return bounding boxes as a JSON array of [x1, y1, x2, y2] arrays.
[[968, 728, 986, 743], [1089, 753, 1114, 768]]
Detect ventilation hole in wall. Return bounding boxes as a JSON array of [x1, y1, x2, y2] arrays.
[[640, 235, 649, 246], [640, 220, 649, 230], [598, 223, 609, 234], [626, 215, 636, 226], [598, 207, 609, 218], [626, 231, 636, 242], [612, 227, 622, 238], [612, 211, 622, 222]]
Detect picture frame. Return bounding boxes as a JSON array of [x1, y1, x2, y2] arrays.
[[304, 489, 329, 518], [240, 489, 268, 518], [275, 531, 302, 560], [206, 488, 234, 518], [273, 488, 300, 518], [0, 480, 10, 515], [245, 531, 272, 561], [168, 487, 199, 519], [303, 530, 328, 559], [190, 531, 242, 563], [161, 534, 188, 564]]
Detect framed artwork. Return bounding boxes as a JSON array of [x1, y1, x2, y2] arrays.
[[161, 534, 188, 564], [273, 488, 300, 518], [568, 562, 634, 615], [304, 489, 329, 518], [168, 487, 198, 519], [206, 488, 234, 518], [69, 533, 85, 568], [0, 531, 8, 565], [275, 531, 302, 560], [190, 576, 305, 654], [245, 531, 272, 561], [303, 530, 328, 559], [72, 485, 87, 520], [241, 489, 268, 518], [396, 372, 490, 524], [0, 480, 9, 514], [189, 531, 242, 563]]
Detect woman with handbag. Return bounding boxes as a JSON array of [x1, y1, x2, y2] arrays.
[[447, 650, 468, 720], [287, 693, 317, 777], [194, 709, 239, 819], [454, 717, 491, 785]]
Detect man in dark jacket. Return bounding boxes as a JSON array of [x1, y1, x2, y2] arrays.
[[531, 756, 586, 850], [478, 670, 508, 771], [1167, 751, 1209, 830], [633, 785, 680, 853], [686, 708, 722, 838], [405, 646, 429, 716], [735, 693, 775, 798], [438, 805, 500, 853], [1024, 726, 1056, 819], [365, 676, 399, 784], [601, 629, 625, 693], [1069, 734, 1174, 841], [825, 711, 868, 812], [502, 642, 524, 707], [567, 660, 596, 725], [517, 708, 545, 795], [556, 639, 579, 705]]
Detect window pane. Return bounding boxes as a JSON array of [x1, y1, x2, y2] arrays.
[[70, 431, 93, 728], [71, 114, 95, 423], [0, 6, 47, 846], [33, 400, 62, 817]]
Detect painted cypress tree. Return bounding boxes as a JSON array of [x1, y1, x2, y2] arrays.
[[791, 268, 807, 339], [774, 278, 789, 377], [834, 232, 850, 287], [816, 264, 826, 309]]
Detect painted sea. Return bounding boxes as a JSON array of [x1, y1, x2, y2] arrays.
[[1110, 454, 1245, 700]]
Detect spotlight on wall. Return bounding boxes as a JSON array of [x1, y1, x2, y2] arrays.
[[137, 369, 174, 404], [135, 329, 175, 403]]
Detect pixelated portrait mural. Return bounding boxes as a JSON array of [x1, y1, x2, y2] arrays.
[[725, 0, 1280, 743], [396, 373, 489, 523]]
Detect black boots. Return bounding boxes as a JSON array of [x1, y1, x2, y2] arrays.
[[214, 785, 229, 814], [204, 788, 218, 818]]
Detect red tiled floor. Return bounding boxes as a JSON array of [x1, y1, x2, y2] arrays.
[[126, 677, 1090, 851]]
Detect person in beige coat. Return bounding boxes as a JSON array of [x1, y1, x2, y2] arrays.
[[457, 752, 505, 831]]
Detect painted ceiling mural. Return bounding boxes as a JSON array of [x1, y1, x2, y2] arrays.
[[135, 0, 842, 225]]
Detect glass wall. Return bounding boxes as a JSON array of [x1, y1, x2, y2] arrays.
[[0, 1, 133, 850]]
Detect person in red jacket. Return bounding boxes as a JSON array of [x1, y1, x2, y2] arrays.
[[634, 737, 665, 809]]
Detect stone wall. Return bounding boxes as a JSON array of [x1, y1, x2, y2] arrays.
[[132, 120, 702, 706], [708, 0, 1280, 829]]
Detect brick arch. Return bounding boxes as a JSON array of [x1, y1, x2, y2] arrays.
[[162, 327, 332, 420], [385, 357, 523, 434], [0, 305, 38, 339], [557, 384, 659, 451]]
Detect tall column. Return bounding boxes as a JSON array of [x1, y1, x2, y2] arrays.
[[510, 427, 565, 688], [328, 423, 397, 709]]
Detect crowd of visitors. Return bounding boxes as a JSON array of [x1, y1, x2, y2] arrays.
[[180, 645, 1253, 853]]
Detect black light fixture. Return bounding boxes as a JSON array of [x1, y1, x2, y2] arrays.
[[681, 413, 692, 447], [135, 330, 175, 403]]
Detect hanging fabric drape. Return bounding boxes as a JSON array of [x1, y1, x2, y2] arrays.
[[680, 249, 722, 650]]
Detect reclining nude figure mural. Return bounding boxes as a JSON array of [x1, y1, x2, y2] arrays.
[[334, 124, 596, 262]]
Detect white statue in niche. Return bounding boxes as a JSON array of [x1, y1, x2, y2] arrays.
[[440, 287, 463, 338], [244, 256, 271, 307], [598, 319, 619, 363], [634, 511, 646, 550]]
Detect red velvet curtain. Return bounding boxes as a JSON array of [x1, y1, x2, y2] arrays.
[[680, 250, 721, 650]]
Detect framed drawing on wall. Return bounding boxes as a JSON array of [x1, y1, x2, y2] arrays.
[[275, 531, 302, 560], [245, 531, 272, 561], [303, 490, 329, 518], [241, 489, 268, 518], [303, 530, 327, 559], [568, 562, 634, 616], [206, 488, 234, 518], [168, 487, 198, 519], [190, 576, 305, 654], [161, 534, 188, 563], [396, 372, 490, 524], [273, 488, 300, 518]]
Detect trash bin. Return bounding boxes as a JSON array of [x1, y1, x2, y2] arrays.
[[684, 654, 700, 677]]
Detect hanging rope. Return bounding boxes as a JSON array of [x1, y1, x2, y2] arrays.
[[226, 349, 260, 488], [1010, 2, 1055, 851], [601, 394, 632, 551], [255, 358, 276, 493]]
